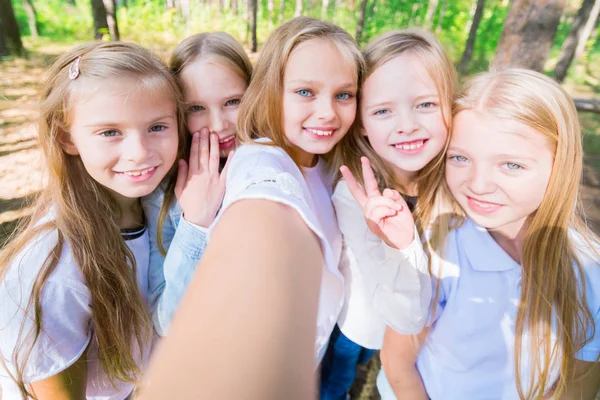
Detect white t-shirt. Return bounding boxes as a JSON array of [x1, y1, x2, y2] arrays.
[[0, 224, 152, 400], [333, 180, 431, 349], [210, 141, 344, 364], [377, 218, 600, 399]]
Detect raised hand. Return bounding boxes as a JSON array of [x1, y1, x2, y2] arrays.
[[175, 128, 233, 228], [340, 157, 415, 250]]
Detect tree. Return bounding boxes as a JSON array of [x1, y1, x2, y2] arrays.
[[232, 0, 238, 14], [321, 0, 329, 19], [553, 0, 600, 82], [249, 0, 257, 52], [102, 0, 120, 40], [91, 0, 109, 39], [294, 0, 302, 16], [459, 0, 486, 75], [0, 0, 24, 57], [425, 0, 439, 28], [279, 0, 285, 22], [356, 0, 368, 44], [23, 0, 40, 39], [493, 0, 566, 71]]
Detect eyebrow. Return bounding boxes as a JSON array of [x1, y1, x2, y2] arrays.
[[447, 146, 538, 161], [364, 93, 439, 110], [84, 114, 176, 128], [185, 92, 246, 104]]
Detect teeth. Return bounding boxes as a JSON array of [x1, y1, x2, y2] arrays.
[[219, 136, 234, 144], [472, 198, 496, 208], [123, 167, 154, 177], [306, 128, 334, 136], [395, 140, 425, 150]]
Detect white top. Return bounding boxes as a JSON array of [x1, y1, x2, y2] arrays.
[[209, 141, 344, 364], [333, 181, 431, 349], [377, 218, 600, 400], [0, 225, 152, 400]]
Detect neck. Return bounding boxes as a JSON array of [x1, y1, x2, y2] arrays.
[[392, 167, 419, 196], [111, 191, 143, 229], [488, 217, 529, 264]]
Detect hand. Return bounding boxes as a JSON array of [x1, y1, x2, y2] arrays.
[[340, 157, 415, 250], [175, 128, 233, 228]]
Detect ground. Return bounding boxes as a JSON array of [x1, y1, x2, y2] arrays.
[[1, 46, 599, 400]]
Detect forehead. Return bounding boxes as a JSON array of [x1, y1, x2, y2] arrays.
[[452, 110, 552, 156], [180, 58, 247, 100], [362, 53, 437, 102], [284, 38, 357, 85]]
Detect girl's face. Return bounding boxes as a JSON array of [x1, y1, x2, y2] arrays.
[[64, 77, 179, 203], [282, 38, 358, 167], [361, 53, 447, 183], [180, 58, 247, 158], [446, 110, 554, 238]]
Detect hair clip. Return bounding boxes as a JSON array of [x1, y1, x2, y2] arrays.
[[69, 56, 82, 80]]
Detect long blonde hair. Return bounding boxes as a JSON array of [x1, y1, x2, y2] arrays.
[[435, 68, 598, 399], [151, 32, 254, 255], [332, 29, 457, 230], [0, 41, 186, 399], [237, 16, 365, 168]]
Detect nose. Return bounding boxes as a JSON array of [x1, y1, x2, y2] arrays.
[[209, 108, 229, 134], [467, 163, 496, 195], [125, 132, 151, 163], [395, 109, 419, 135], [316, 97, 336, 122]]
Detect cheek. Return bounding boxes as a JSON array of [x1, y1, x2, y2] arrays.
[[445, 165, 466, 193], [186, 114, 206, 133], [228, 108, 241, 128], [425, 113, 448, 141]]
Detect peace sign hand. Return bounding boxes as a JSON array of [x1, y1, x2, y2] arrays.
[[175, 128, 233, 228], [340, 157, 415, 250]]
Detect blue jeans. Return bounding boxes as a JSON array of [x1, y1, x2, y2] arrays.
[[319, 325, 376, 400]]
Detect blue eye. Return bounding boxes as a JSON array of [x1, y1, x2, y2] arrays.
[[296, 89, 313, 97], [504, 162, 523, 170], [100, 130, 119, 137], [187, 105, 205, 112], [225, 99, 241, 106], [449, 155, 468, 163], [374, 109, 390, 116], [336, 92, 352, 100], [150, 125, 167, 132], [418, 102, 437, 109]]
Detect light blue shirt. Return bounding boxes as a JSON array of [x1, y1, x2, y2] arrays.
[[142, 187, 208, 336], [378, 218, 600, 399]]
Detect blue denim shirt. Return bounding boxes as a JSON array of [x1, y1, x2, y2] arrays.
[[142, 187, 207, 336]]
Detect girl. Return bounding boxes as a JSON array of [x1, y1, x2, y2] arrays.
[[0, 42, 185, 399], [139, 17, 364, 399], [320, 29, 456, 400], [142, 32, 253, 335], [380, 69, 600, 399]]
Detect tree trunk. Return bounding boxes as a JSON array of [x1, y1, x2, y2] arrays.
[[249, 0, 257, 52], [459, 0, 485, 75], [321, 0, 329, 19], [435, 0, 447, 32], [268, 0, 274, 13], [23, 0, 40, 38], [91, 0, 109, 40], [167, 0, 175, 8], [356, 0, 368, 44], [232, 0, 238, 14], [0, 0, 24, 56], [493, 0, 566, 71], [102, 0, 120, 40], [180, 0, 190, 29], [425, 0, 438, 28], [294, 0, 302, 16], [219, 0, 225, 12], [553, 0, 600, 82], [279, 0, 285, 21]]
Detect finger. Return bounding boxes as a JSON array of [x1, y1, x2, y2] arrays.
[[174, 159, 188, 200], [361, 157, 381, 197], [383, 188, 410, 210], [340, 165, 367, 207], [199, 128, 210, 172], [364, 196, 404, 213], [366, 205, 399, 223], [219, 150, 234, 188], [209, 133, 220, 175], [188, 132, 200, 173]]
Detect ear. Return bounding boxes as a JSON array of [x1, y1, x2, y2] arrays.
[[58, 130, 79, 155]]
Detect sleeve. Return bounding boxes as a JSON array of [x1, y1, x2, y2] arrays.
[[575, 257, 600, 362], [332, 181, 432, 335], [0, 275, 92, 383], [153, 216, 208, 336], [209, 146, 330, 265]]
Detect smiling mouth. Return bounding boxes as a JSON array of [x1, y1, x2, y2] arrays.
[[305, 128, 336, 137], [219, 135, 235, 144], [118, 166, 157, 177], [392, 139, 428, 151]]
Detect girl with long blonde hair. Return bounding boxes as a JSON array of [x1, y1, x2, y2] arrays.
[[0, 41, 185, 399], [379, 69, 600, 399], [320, 29, 457, 400], [142, 31, 253, 336], [139, 17, 364, 399]]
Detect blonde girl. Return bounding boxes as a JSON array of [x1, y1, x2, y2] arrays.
[[320, 29, 457, 400], [140, 17, 365, 399], [380, 69, 600, 399], [142, 32, 253, 335], [0, 42, 185, 399]]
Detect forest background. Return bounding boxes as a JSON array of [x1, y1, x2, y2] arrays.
[[1, 0, 600, 397]]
